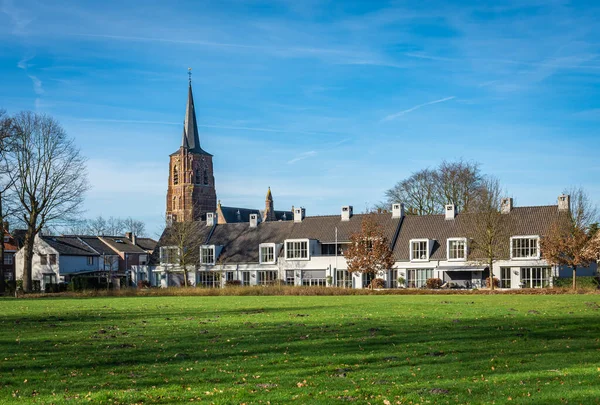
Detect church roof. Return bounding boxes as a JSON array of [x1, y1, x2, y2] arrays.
[[219, 206, 293, 223], [171, 81, 212, 156]]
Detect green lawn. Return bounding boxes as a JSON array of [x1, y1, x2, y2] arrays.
[[1, 295, 599, 404]]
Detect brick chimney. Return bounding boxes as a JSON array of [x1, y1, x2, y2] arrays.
[[558, 195, 570, 212], [125, 232, 132, 241]]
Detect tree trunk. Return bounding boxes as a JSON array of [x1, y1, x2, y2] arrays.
[[183, 268, 189, 287], [489, 258, 494, 291], [22, 230, 35, 292], [0, 222, 4, 295], [572, 266, 577, 290]]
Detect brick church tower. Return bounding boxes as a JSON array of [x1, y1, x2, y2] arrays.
[[166, 77, 217, 222]]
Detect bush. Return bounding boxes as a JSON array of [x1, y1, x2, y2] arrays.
[[225, 280, 242, 287], [137, 280, 151, 289], [397, 277, 406, 287], [485, 277, 500, 288], [426, 278, 443, 289], [554, 276, 599, 289], [370, 278, 385, 289]]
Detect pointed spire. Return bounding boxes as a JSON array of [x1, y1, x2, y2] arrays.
[[266, 186, 273, 201], [180, 69, 210, 155]]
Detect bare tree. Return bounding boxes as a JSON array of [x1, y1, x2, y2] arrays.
[[434, 159, 482, 213], [0, 109, 17, 294], [383, 160, 483, 215], [123, 216, 146, 237], [105, 216, 125, 236], [384, 169, 438, 215], [541, 187, 598, 290], [87, 215, 107, 235], [9, 112, 89, 292], [468, 177, 507, 291], [160, 217, 203, 287]]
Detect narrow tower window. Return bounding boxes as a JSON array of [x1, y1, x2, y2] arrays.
[[203, 169, 209, 185], [195, 169, 201, 184], [173, 166, 179, 185]]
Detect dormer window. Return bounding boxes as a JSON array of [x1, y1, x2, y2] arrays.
[[160, 246, 180, 265], [285, 240, 309, 260], [447, 238, 467, 261], [410, 239, 430, 261], [259, 243, 276, 264], [511, 236, 540, 259], [201, 246, 215, 265]]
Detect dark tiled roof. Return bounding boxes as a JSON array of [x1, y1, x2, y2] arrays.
[[150, 221, 213, 265], [42, 236, 98, 256], [219, 206, 292, 223], [393, 205, 564, 260], [99, 237, 148, 254], [3, 231, 18, 251], [287, 213, 401, 245], [135, 237, 157, 252], [208, 221, 295, 263], [78, 236, 120, 256]]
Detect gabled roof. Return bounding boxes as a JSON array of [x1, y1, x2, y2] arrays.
[[393, 205, 564, 260], [41, 236, 98, 256], [208, 221, 295, 263], [78, 236, 120, 256], [3, 231, 18, 251], [150, 220, 213, 265], [135, 237, 157, 252], [99, 236, 148, 254], [287, 213, 401, 245], [219, 206, 292, 223]]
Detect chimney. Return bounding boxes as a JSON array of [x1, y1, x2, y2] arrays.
[[206, 212, 216, 227], [392, 203, 404, 219], [125, 232, 132, 241], [249, 213, 258, 228], [558, 194, 570, 212], [132, 234, 137, 245], [341, 205, 353, 221], [501, 198, 513, 214], [2, 221, 8, 232], [293, 207, 305, 223], [445, 204, 456, 220]]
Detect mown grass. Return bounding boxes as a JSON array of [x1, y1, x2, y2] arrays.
[[1, 295, 599, 404]]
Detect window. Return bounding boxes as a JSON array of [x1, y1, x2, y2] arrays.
[[195, 169, 201, 184], [320, 243, 348, 256], [49, 254, 57, 265], [86, 256, 94, 266], [447, 238, 467, 260], [285, 270, 295, 285], [139, 254, 148, 265], [410, 239, 429, 261], [203, 169, 209, 185], [389, 269, 398, 288], [511, 236, 539, 259], [242, 271, 251, 286], [406, 268, 433, 288], [501, 267, 512, 289], [260, 245, 275, 263], [226, 271, 234, 282], [362, 272, 375, 288], [520, 267, 551, 288], [201, 246, 215, 264], [257, 271, 278, 285], [197, 271, 220, 288], [302, 270, 326, 286], [336, 270, 351, 288], [286, 240, 308, 259], [3, 253, 13, 265], [42, 273, 56, 286], [160, 246, 180, 265], [40, 255, 47, 265], [154, 272, 162, 286], [173, 166, 179, 185]]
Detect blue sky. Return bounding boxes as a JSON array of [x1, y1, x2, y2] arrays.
[[1, 0, 599, 237]]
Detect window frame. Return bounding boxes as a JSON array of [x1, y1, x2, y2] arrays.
[[510, 236, 540, 260], [406, 268, 434, 288], [500, 267, 512, 289], [39, 254, 48, 266], [160, 246, 180, 265], [285, 239, 309, 260], [409, 239, 430, 262], [447, 238, 467, 261], [200, 245, 216, 265], [259, 243, 276, 264], [3, 253, 14, 265]]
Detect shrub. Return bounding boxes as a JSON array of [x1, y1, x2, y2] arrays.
[[137, 280, 151, 289], [553, 276, 599, 289], [326, 276, 333, 286], [426, 278, 443, 289], [485, 277, 500, 288], [225, 280, 241, 287], [397, 277, 406, 287], [370, 278, 385, 289]]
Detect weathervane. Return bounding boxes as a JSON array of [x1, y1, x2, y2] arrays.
[[188, 67, 192, 84]]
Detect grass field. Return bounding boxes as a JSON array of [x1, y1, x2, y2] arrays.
[[1, 295, 599, 404]]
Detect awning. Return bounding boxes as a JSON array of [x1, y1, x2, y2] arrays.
[[437, 266, 488, 272]]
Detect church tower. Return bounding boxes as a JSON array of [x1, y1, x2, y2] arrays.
[[166, 73, 217, 223]]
